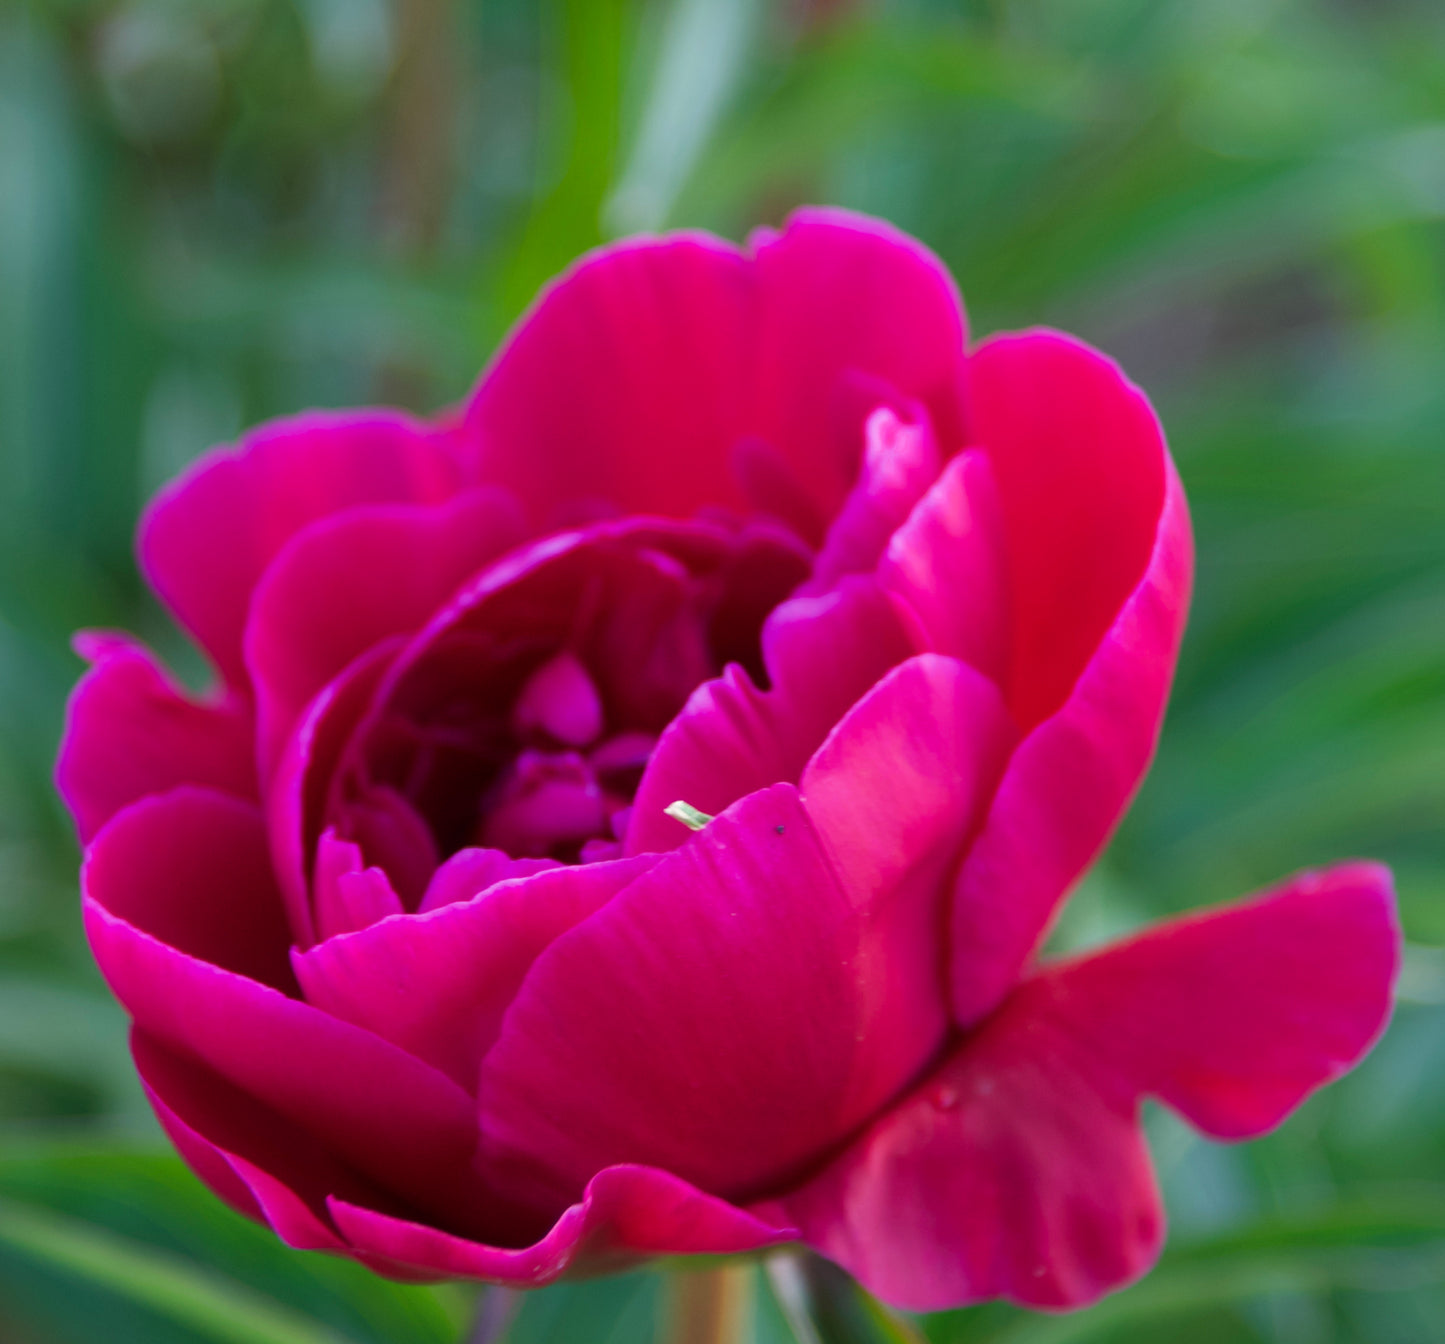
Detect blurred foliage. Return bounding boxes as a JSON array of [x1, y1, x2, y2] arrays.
[[1, 0, 1444, 1339]]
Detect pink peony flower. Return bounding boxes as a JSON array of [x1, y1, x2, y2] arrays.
[[57, 209, 1398, 1311]]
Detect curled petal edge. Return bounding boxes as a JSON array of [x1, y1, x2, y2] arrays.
[[328, 1166, 797, 1286]]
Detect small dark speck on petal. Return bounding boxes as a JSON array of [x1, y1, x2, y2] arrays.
[[775, 825, 785, 835]]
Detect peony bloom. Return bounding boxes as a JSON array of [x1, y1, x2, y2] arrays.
[[57, 209, 1398, 1312]]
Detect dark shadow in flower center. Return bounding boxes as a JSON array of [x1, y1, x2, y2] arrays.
[[322, 517, 810, 901]]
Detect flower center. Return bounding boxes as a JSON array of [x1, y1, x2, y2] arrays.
[[477, 651, 655, 863], [316, 518, 809, 902]]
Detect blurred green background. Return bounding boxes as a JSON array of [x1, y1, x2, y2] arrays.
[[2, 0, 1445, 1339]]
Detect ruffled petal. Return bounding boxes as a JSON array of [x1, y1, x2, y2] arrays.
[[245, 488, 524, 776], [785, 863, 1398, 1312], [878, 449, 1009, 684], [328, 1165, 795, 1286], [804, 404, 941, 593], [626, 577, 917, 855], [310, 831, 405, 941], [83, 791, 485, 1228], [141, 410, 462, 689], [480, 784, 950, 1211], [1035, 862, 1400, 1137], [292, 855, 657, 1091], [950, 335, 1192, 1025], [56, 635, 256, 844], [464, 208, 967, 528]]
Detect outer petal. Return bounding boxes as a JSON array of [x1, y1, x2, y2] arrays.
[[81, 788, 294, 992], [56, 635, 256, 844], [292, 855, 658, 1092], [245, 488, 524, 776], [950, 334, 1192, 1025], [464, 208, 967, 527], [329, 1165, 795, 1286], [971, 330, 1177, 728], [748, 209, 968, 516], [1036, 862, 1400, 1137], [785, 864, 1399, 1312], [465, 232, 752, 522], [83, 790, 486, 1228], [141, 410, 462, 689], [134, 1031, 375, 1253], [479, 784, 951, 1211]]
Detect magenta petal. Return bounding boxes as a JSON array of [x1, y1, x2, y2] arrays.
[[748, 208, 968, 517], [481, 784, 950, 1209], [879, 449, 1009, 684], [627, 576, 917, 855], [417, 848, 560, 914], [970, 330, 1181, 728], [948, 334, 1192, 1025], [1035, 862, 1400, 1137], [465, 232, 753, 523], [292, 856, 656, 1091], [141, 410, 462, 689], [135, 1030, 378, 1252], [245, 489, 523, 776], [785, 863, 1399, 1313], [624, 666, 794, 855], [83, 810, 483, 1222], [949, 460, 1190, 1025], [56, 636, 256, 844], [135, 1034, 270, 1232], [421, 849, 560, 913], [806, 405, 941, 594], [268, 638, 401, 946], [760, 576, 923, 759], [329, 1165, 794, 1286], [311, 831, 405, 941], [82, 789, 295, 991], [783, 989, 1163, 1312], [800, 654, 1013, 912], [512, 650, 605, 748], [464, 208, 967, 527]]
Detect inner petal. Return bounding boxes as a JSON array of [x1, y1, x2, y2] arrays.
[[512, 651, 604, 748]]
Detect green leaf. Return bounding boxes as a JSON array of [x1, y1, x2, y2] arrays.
[[0, 1196, 356, 1344], [0, 1143, 463, 1344], [502, 1269, 660, 1344]]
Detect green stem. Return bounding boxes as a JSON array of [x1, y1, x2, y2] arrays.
[[663, 1263, 755, 1344]]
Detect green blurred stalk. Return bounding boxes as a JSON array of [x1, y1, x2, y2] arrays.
[[663, 1262, 755, 1344]]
